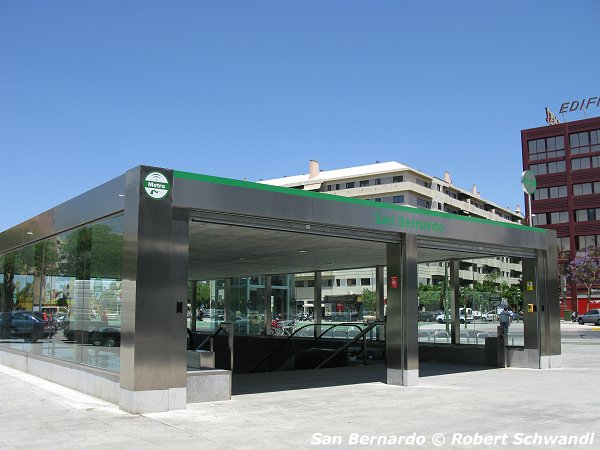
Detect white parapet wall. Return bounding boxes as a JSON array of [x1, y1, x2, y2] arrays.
[[0, 347, 232, 412]]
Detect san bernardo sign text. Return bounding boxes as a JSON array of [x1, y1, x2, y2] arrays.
[[376, 212, 445, 233], [143, 171, 171, 199]]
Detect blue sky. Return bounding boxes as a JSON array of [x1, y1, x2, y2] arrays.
[[1, 1, 599, 231]]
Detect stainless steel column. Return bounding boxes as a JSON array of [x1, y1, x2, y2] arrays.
[[538, 232, 561, 368], [544, 234, 561, 364], [120, 166, 189, 413], [522, 257, 538, 352], [449, 260, 461, 344], [376, 266, 385, 320], [522, 240, 561, 368], [313, 271, 322, 337], [190, 280, 197, 332], [386, 234, 418, 386], [264, 276, 272, 335]]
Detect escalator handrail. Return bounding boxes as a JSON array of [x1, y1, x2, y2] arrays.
[[315, 320, 385, 369], [195, 322, 230, 351], [251, 321, 368, 373]]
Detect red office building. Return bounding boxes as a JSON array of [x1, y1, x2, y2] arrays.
[[521, 116, 600, 315]]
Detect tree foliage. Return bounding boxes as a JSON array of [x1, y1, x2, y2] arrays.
[[567, 252, 600, 307], [361, 288, 376, 313]]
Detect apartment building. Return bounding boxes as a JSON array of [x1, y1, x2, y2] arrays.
[[260, 160, 524, 310]]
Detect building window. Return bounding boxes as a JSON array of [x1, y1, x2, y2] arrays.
[[528, 136, 565, 161], [556, 236, 571, 258], [392, 195, 404, 203], [307, 280, 315, 287], [534, 185, 567, 200], [374, 178, 381, 185], [324, 279, 333, 287], [534, 211, 568, 224], [374, 198, 382, 202], [530, 161, 566, 175], [548, 211, 569, 224], [336, 279, 341, 287], [393, 175, 403, 183], [573, 183, 598, 196], [576, 235, 600, 255], [335, 184, 341, 190], [532, 214, 547, 226], [416, 179, 431, 189], [295, 280, 304, 287], [572, 156, 600, 171], [575, 208, 599, 222], [570, 129, 600, 155], [346, 182, 355, 189], [346, 279, 357, 286], [360, 278, 371, 286], [444, 189, 458, 199], [327, 185, 332, 191], [359, 180, 369, 187], [417, 198, 431, 209]]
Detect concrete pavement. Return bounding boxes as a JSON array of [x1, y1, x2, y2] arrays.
[[1, 326, 599, 449]]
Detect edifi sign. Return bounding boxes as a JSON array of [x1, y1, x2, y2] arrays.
[[559, 97, 600, 114]]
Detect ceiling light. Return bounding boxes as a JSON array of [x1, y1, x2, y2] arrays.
[[298, 250, 307, 253]]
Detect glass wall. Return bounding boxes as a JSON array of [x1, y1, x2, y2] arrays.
[[187, 276, 293, 335], [0, 215, 123, 371]]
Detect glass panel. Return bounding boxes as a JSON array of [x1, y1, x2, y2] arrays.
[[570, 133, 579, 148]]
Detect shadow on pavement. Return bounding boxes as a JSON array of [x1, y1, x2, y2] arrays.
[[232, 361, 495, 395]]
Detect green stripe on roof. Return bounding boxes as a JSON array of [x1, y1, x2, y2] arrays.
[[174, 170, 545, 233]]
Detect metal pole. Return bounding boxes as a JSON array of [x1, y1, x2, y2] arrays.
[[528, 193, 533, 227]]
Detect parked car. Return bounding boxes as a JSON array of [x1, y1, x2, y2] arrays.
[[0, 311, 48, 343], [86, 325, 121, 347], [481, 311, 497, 322], [63, 314, 120, 347], [577, 309, 600, 325], [435, 308, 473, 324], [418, 311, 437, 322], [435, 313, 470, 324], [511, 311, 524, 322]]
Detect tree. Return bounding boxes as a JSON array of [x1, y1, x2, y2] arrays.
[[567, 252, 600, 311], [418, 284, 442, 310], [361, 288, 376, 313]]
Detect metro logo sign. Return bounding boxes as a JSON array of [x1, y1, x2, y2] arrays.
[[390, 276, 399, 289], [143, 172, 171, 200]]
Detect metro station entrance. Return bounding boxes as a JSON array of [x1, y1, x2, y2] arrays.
[[0, 166, 561, 413]]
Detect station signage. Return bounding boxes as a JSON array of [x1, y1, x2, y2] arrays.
[[143, 171, 171, 200], [559, 97, 599, 114]]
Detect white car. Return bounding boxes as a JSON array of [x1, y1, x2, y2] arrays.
[[436, 313, 471, 324], [481, 311, 497, 322]]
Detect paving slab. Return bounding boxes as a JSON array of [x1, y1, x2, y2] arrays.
[[0, 338, 599, 449]]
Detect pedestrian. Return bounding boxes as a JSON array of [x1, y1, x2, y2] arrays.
[[499, 306, 511, 335]]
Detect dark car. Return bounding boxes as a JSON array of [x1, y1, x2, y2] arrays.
[[63, 314, 120, 347], [418, 311, 436, 322], [577, 309, 600, 325], [0, 311, 47, 343]]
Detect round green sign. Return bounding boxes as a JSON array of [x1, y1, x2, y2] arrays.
[[143, 171, 171, 199], [521, 170, 537, 195]]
